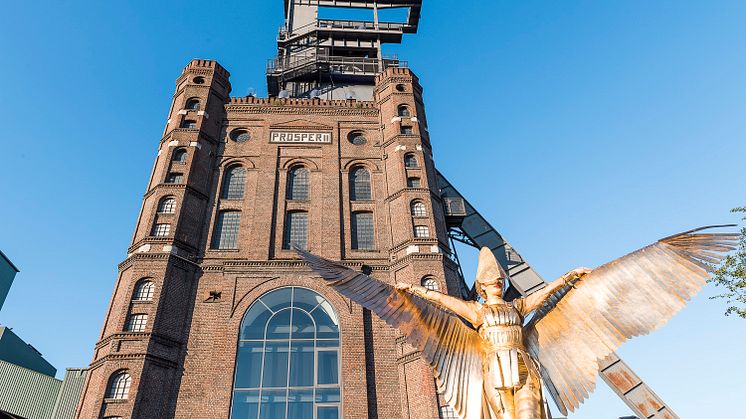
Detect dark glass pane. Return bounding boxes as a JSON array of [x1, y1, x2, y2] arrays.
[[259, 389, 287, 419], [317, 406, 339, 419], [311, 303, 339, 339], [315, 388, 341, 403], [231, 390, 259, 419], [213, 211, 241, 250], [261, 288, 293, 312], [266, 310, 292, 340], [292, 288, 324, 312], [287, 389, 314, 419], [222, 167, 247, 200], [289, 340, 314, 387], [351, 212, 375, 250], [350, 168, 371, 201], [240, 304, 272, 340], [235, 341, 263, 389], [283, 212, 308, 250], [316, 340, 339, 348], [287, 167, 309, 200], [317, 351, 339, 385], [262, 341, 289, 387], [291, 309, 315, 339]]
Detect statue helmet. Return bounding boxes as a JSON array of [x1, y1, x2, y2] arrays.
[[475, 247, 509, 299]]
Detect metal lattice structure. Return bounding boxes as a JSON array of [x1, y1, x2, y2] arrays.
[[267, 0, 422, 99]]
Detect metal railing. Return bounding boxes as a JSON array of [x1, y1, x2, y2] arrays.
[[267, 52, 405, 77]]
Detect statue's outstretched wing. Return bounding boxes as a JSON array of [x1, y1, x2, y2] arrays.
[[298, 250, 486, 419], [524, 227, 739, 415]]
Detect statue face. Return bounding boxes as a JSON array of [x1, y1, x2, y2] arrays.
[[480, 278, 503, 298]]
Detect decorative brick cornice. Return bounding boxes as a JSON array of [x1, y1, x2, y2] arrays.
[[397, 351, 422, 365], [384, 187, 431, 203], [226, 103, 379, 117]]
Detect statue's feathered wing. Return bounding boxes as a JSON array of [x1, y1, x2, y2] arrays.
[[298, 249, 486, 419], [524, 227, 739, 415]]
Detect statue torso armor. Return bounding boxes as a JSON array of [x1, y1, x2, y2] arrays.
[[477, 300, 530, 389]]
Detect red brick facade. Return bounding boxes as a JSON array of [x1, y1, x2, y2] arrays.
[[75, 60, 462, 419]]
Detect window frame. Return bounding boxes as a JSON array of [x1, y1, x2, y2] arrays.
[[283, 211, 309, 250], [125, 313, 148, 332], [410, 201, 427, 217], [221, 165, 247, 200], [212, 210, 242, 250], [105, 371, 132, 400], [414, 225, 430, 239], [286, 166, 310, 201], [231, 287, 342, 419], [349, 166, 372, 201], [351, 211, 375, 251], [132, 280, 155, 302], [157, 197, 176, 214], [152, 223, 171, 237]]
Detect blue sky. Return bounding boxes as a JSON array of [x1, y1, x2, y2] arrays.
[[1, 1, 745, 417]]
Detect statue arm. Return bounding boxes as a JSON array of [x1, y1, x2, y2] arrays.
[[522, 267, 592, 314], [396, 283, 480, 326]]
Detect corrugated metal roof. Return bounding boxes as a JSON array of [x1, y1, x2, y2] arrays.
[[50, 369, 87, 419], [0, 359, 61, 419]]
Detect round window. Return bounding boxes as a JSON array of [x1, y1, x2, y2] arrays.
[[348, 131, 367, 145], [193, 76, 206, 85], [230, 129, 251, 143], [395, 84, 406, 92]]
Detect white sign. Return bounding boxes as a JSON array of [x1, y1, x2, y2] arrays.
[[270, 131, 332, 144]]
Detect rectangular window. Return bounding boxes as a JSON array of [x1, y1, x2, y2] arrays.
[[126, 314, 148, 332], [152, 224, 171, 237], [407, 177, 421, 188], [400, 126, 413, 135], [351, 212, 375, 250], [212, 211, 241, 250], [283, 212, 309, 250], [166, 173, 184, 184], [414, 225, 430, 239]]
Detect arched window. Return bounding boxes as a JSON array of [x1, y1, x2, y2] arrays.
[[411, 201, 427, 217], [422, 276, 439, 291], [181, 120, 197, 129], [349, 167, 371, 201], [398, 105, 411, 117], [351, 212, 375, 250], [106, 371, 131, 400], [232, 287, 341, 419], [185, 97, 201, 110], [158, 197, 176, 214], [283, 211, 308, 250], [133, 280, 155, 301], [212, 211, 241, 250], [406, 177, 421, 188], [172, 149, 188, 165], [404, 153, 419, 168], [414, 225, 430, 239], [287, 166, 310, 201], [221, 166, 247, 200]]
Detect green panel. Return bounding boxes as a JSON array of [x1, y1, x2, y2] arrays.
[[0, 360, 61, 419]]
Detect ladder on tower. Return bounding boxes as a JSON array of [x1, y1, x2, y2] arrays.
[[436, 170, 680, 419]]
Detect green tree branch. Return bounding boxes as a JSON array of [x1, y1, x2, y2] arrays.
[[709, 207, 746, 318]]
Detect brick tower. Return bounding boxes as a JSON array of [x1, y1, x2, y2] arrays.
[[76, 2, 473, 418]]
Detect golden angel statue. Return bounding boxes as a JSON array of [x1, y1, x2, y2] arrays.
[[298, 226, 738, 419]]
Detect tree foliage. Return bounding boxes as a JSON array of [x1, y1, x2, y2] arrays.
[[709, 207, 746, 318]]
